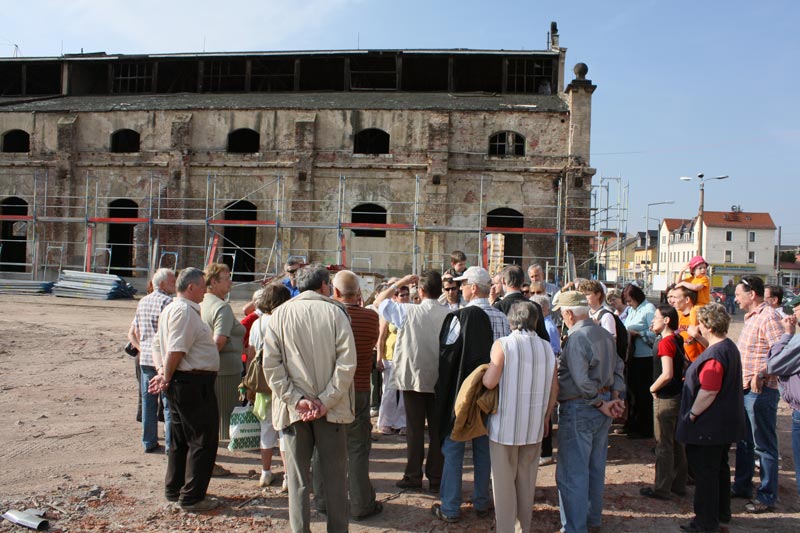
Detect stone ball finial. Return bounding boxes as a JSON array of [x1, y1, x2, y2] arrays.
[[573, 63, 588, 80]]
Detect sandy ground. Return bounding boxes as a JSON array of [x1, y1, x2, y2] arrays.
[[0, 294, 798, 532]]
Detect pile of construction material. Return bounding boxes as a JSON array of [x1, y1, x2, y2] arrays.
[[0, 279, 55, 295], [52, 271, 137, 300]]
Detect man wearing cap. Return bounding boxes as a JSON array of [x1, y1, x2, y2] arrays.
[[431, 266, 507, 522], [553, 291, 625, 533], [282, 258, 303, 298], [767, 295, 800, 497]]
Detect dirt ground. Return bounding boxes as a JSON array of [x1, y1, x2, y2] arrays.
[[1, 294, 798, 532]]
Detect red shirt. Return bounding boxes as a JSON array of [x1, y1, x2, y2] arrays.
[[699, 359, 724, 391], [345, 304, 380, 392], [240, 312, 260, 362]]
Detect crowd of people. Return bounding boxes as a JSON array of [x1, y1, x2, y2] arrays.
[[125, 250, 800, 533]]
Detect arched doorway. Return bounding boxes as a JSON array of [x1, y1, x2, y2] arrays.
[[353, 128, 390, 154], [110, 129, 140, 153], [108, 199, 138, 276], [487, 208, 524, 265], [223, 200, 257, 281], [2, 130, 30, 153], [351, 203, 387, 237], [1, 197, 28, 272], [227, 129, 260, 153]]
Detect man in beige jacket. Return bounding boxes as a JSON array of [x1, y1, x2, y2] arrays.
[[263, 264, 357, 533]]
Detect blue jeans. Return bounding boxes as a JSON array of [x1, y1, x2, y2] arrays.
[[793, 410, 800, 496], [141, 365, 171, 451], [733, 387, 779, 505], [439, 434, 491, 518], [556, 395, 612, 533]]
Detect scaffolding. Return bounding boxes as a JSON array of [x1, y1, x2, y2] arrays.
[[590, 175, 629, 285], [1, 170, 599, 285]]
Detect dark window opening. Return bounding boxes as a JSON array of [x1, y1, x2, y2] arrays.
[[488, 131, 525, 156], [574, 177, 583, 188], [227, 128, 260, 153], [251, 59, 295, 92], [0, 64, 23, 95], [401, 55, 448, 91], [453, 55, 503, 92], [487, 207, 524, 265], [108, 199, 138, 277], [69, 61, 109, 95], [354, 128, 389, 154], [25, 62, 61, 95], [351, 203, 387, 237], [1, 197, 28, 272], [506, 57, 555, 94], [112, 62, 154, 93], [110, 129, 140, 153], [157, 60, 199, 93], [203, 60, 246, 92], [299, 57, 345, 91], [223, 200, 257, 281], [350, 55, 396, 90], [2, 130, 30, 153]]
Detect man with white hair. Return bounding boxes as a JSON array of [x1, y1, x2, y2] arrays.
[[128, 267, 175, 453], [527, 263, 559, 296], [553, 291, 625, 533]]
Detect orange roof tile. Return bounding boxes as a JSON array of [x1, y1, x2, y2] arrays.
[[663, 218, 693, 231], [702, 211, 776, 230]]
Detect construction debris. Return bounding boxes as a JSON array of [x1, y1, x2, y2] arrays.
[[0, 279, 54, 295], [52, 271, 137, 300]]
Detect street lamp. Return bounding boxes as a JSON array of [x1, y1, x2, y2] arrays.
[[646, 201, 674, 289], [679, 173, 729, 256]]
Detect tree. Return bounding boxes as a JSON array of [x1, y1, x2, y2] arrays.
[[779, 250, 797, 263]]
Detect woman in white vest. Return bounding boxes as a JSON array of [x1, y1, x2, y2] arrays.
[[483, 301, 558, 533]]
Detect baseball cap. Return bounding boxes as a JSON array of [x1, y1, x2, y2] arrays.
[[689, 255, 708, 271], [453, 266, 491, 286], [783, 295, 800, 315], [552, 290, 588, 311]]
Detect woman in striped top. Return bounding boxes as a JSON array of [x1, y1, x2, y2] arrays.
[[483, 301, 558, 533]]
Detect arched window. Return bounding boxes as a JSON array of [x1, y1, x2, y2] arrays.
[[227, 128, 260, 153], [223, 200, 257, 281], [488, 131, 525, 156], [110, 129, 140, 153], [107, 199, 139, 276], [1, 197, 28, 272], [2, 129, 30, 153], [351, 203, 387, 237], [353, 128, 390, 155], [487, 207, 524, 265]]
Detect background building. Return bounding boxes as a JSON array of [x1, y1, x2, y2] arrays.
[[0, 23, 597, 284]]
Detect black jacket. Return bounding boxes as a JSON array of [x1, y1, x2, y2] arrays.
[[493, 292, 549, 341]]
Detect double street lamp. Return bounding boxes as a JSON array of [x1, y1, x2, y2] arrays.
[[679, 173, 729, 256]]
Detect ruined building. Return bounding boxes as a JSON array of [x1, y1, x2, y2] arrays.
[[0, 23, 596, 282]]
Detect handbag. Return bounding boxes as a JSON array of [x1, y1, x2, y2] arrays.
[[242, 316, 271, 394], [228, 405, 261, 451], [124, 342, 139, 357]]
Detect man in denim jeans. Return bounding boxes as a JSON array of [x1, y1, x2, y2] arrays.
[[552, 291, 625, 533], [731, 275, 784, 513]]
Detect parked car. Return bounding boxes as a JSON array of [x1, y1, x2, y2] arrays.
[[711, 288, 726, 303]]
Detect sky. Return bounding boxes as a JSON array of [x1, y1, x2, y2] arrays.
[[3, 0, 798, 244]]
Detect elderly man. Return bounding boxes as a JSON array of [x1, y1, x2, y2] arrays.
[[431, 266, 510, 522], [494, 264, 550, 342], [281, 258, 303, 298], [375, 271, 450, 492], [263, 264, 357, 533], [731, 275, 784, 513], [148, 267, 220, 512], [313, 270, 382, 521], [767, 295, 800, 497], [129, 268, 175, 453], [528, 263, 559, 296], [553, 291, 625, 533]]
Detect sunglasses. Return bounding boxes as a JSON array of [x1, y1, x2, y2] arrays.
[[444, 287, 458, 292]]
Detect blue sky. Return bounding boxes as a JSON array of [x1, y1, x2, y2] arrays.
[[3, 1, 798, 244]]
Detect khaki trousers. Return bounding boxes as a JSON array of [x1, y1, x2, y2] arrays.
[[489, 440, 542, 533]]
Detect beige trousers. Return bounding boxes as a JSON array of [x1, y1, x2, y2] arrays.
[[489, 440, 542, 533]]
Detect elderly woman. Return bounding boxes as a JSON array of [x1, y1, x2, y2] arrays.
[[483, 301, 558, 533], [676, 303, 745, 533], [622, 283, 657, 439], [201, 263, 246, 451]]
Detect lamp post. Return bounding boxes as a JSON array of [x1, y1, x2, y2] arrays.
[[679, 173, 729, 256], [645, 201, 674, 289]]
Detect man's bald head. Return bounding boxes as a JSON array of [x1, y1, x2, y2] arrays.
[[333, 270, 361, 301]]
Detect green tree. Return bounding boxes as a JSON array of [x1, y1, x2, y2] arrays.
[[780, 250, 797, 263]]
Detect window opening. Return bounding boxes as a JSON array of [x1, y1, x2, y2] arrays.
[[110, 129, 140, 153], [488, 131, 525, 156], [223, 200, 257, 281], [251, 59, 295, 92], [725, 250, 732, 263], [354, 128, 389, 154], [2, 129, 30, 153], [506, 57, 555, 94], [1, 197, 28, 272], [350, 55, 396, 90], [487, 207, 524, 265], [725, 231, 732, 241], [203, 60, 246, 92], [112, 62, 153, 93], [107, 199, 138, 277], [748, 251, 756, 263], [227, 128, 260, 153], [351, 203, 387, 237]]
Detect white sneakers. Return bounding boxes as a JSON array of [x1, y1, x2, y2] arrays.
[[259, 470, 274, 487]]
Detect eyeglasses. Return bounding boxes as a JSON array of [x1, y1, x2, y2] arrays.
[[444, 287, 458, 292], [521, 290, 530, 295]]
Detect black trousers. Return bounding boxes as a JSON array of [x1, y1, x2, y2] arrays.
[[370, 350, 382, 410], [627, 357, 654, 437], [165, 371, 219, 505], [402, 391, 443, 485], [685, 443, 732, 530], [541, 419, 553, 457]]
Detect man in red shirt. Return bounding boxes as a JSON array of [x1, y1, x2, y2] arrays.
[[314, 270, 382, 521]]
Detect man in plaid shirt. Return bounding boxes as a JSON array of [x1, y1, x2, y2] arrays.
[[731, 275, 784, 513], [129, 268, 176, 453]]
